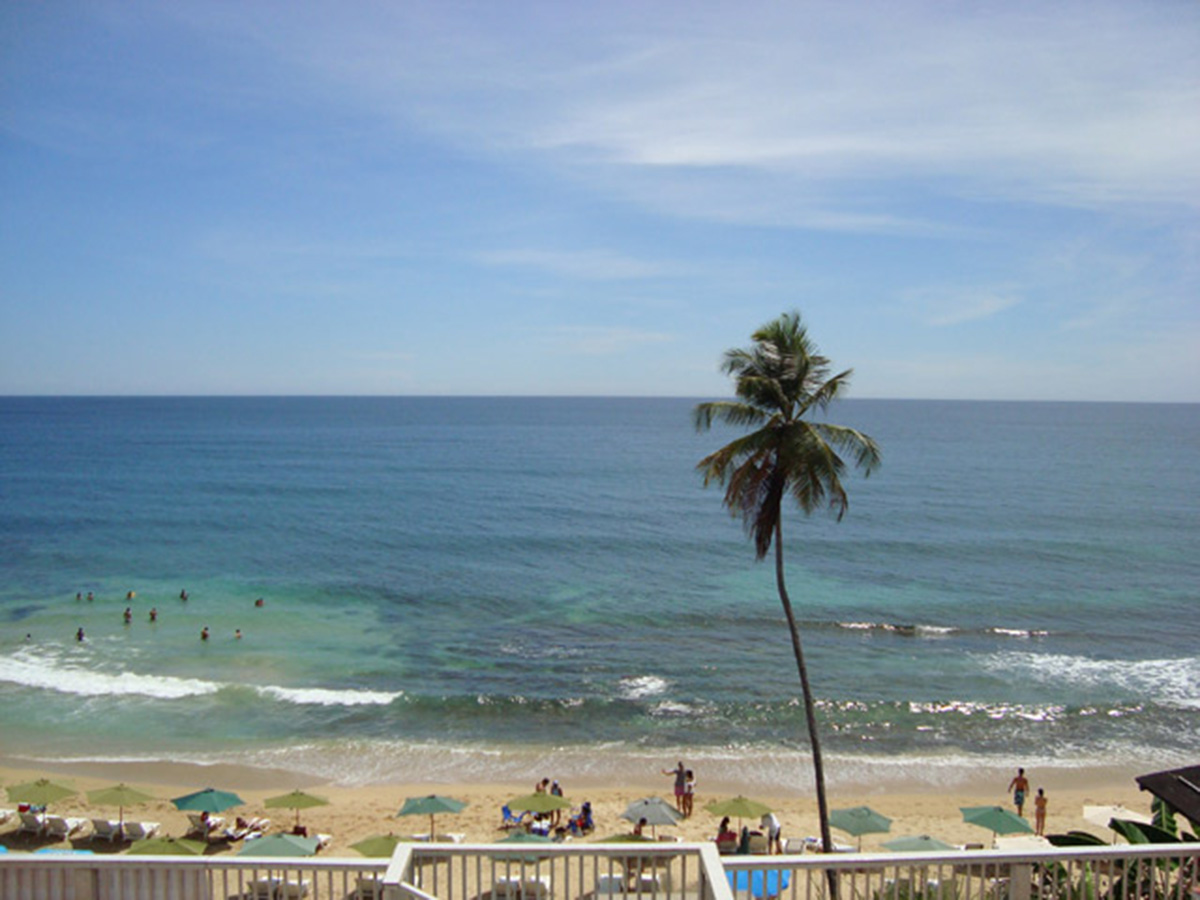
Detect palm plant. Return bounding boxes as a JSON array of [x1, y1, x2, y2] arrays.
[[694, 311, 881, 862]]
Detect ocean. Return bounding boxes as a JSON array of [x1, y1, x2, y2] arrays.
[[0, 397, 1196, 791]]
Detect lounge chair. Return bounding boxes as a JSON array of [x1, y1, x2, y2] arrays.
[[500, 805, 529, 830], [17, 811, 46, 837], [90, 818, 123, 843], [240, 878, 281, 900], [595, 873, 627, 895], [122, 821, 160, 841], [747, 833, 769, 854], [494, 874, 551, 899], [186, 813, 225, 840], [225, 817, 270, 841], [349, 875, 385, 899], [0, 808, 14, 824], [44, 815, 88, 839]]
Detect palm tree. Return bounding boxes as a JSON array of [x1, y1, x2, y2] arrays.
[[694, 311, 881, 863]]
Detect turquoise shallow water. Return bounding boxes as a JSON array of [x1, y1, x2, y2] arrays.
[[0, 397, 1197, 788]]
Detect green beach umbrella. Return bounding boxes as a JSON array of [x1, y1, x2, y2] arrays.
[[497, 831, 554, 844], [960, 806, 1034, 842], [265, 789, 330, 828], [506, 792, 571, 815], [883, 835, 955, 852], [128, 836, 207, 856], [352, 834, 407, 857], [238, 833, 320, 857], [831, 806, 893, 849], [493, 830, 554, 863], [397, 794, 468, 837], [7, 778, 77, 809], [171, 787, 244, 813], [87, 783, 157, 830], [594, 833, 654, 843], [704, 795, 773, 825]]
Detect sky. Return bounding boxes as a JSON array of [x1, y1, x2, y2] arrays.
[[1, 1, 1198, 400]]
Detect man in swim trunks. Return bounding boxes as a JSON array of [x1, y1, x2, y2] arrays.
[[1008, 767, 1030, 816]]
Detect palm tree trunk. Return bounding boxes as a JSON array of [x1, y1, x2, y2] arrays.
[[775, 520, 839, 898]]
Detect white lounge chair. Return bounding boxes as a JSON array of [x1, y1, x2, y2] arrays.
[[44, 815, 88, 839], [123, 820, 160, 840], [91, 818, 123, 842], [352, 875, 385, 899], [596, 873, 628, 895], [494, 875, 551, 900], [186, 813, 225, 840], [241, 878, 280, 900], [17, 811, 46, 837]]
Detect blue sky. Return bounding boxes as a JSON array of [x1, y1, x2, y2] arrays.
[[2, 2, 1197, 400]]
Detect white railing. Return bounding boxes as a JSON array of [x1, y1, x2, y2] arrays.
[[1, 841, 1196, 900]]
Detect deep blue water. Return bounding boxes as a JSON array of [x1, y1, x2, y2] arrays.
[[0, 397, 1196, 788]]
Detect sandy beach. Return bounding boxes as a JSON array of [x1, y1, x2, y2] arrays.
[[0, 755, 1153, 857]]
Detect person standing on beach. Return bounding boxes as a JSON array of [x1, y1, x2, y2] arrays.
[[1034, 788, 1047, 835], [683, 769, 696, 817], [1008, 767, 1030, 816], [762, 811, 783, 854], [662, 761, 686, 813], [549, 779, 564, 826]]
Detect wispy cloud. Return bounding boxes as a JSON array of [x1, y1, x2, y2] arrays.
[[477, 248, 676, 280], [171, 1, 1200, 228], [540, 325, 675, 356], [904, 287, 1022, 327]]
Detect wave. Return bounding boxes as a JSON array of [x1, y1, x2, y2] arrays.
[[255, 685, 404, 707], [0, 654, 219, 699], [617, 675, 671, 700], [834, 621, 1048, 638], [0, 651, 402, 707], [978, 651, 1200, 709]]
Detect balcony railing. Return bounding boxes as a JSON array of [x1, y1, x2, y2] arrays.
[[1, 840, 1196, 900]]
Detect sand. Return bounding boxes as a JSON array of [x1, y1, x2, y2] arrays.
[[0, 755, 1153, 856]]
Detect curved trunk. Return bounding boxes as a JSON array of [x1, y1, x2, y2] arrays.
[[775, 520, 838, 897]]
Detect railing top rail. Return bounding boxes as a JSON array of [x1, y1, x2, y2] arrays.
[[722, 842, 1200, 868]]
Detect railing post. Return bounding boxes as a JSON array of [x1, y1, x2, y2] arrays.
[[1010, 861, 1031, 900]]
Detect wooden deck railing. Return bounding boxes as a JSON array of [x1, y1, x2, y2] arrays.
[[1, 840, 1195, 900]]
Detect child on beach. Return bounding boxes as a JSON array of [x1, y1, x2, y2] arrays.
[[683, 769, 695, 817]]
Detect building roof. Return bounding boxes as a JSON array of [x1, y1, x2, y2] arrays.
[[1135, 765, 1200, 827]]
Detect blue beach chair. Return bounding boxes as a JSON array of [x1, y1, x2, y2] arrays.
[[500, 805, 528, 830]]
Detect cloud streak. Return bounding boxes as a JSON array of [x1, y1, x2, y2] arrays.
[[177, 1, 1200, 229]]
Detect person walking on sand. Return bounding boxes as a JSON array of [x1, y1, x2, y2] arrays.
[[1034, 788, 1047, 835], [1008, 767, 1030, 816], [662, 761, 686, 813]]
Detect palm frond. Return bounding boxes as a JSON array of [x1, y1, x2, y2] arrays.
[[693, 400, 767, 432]]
